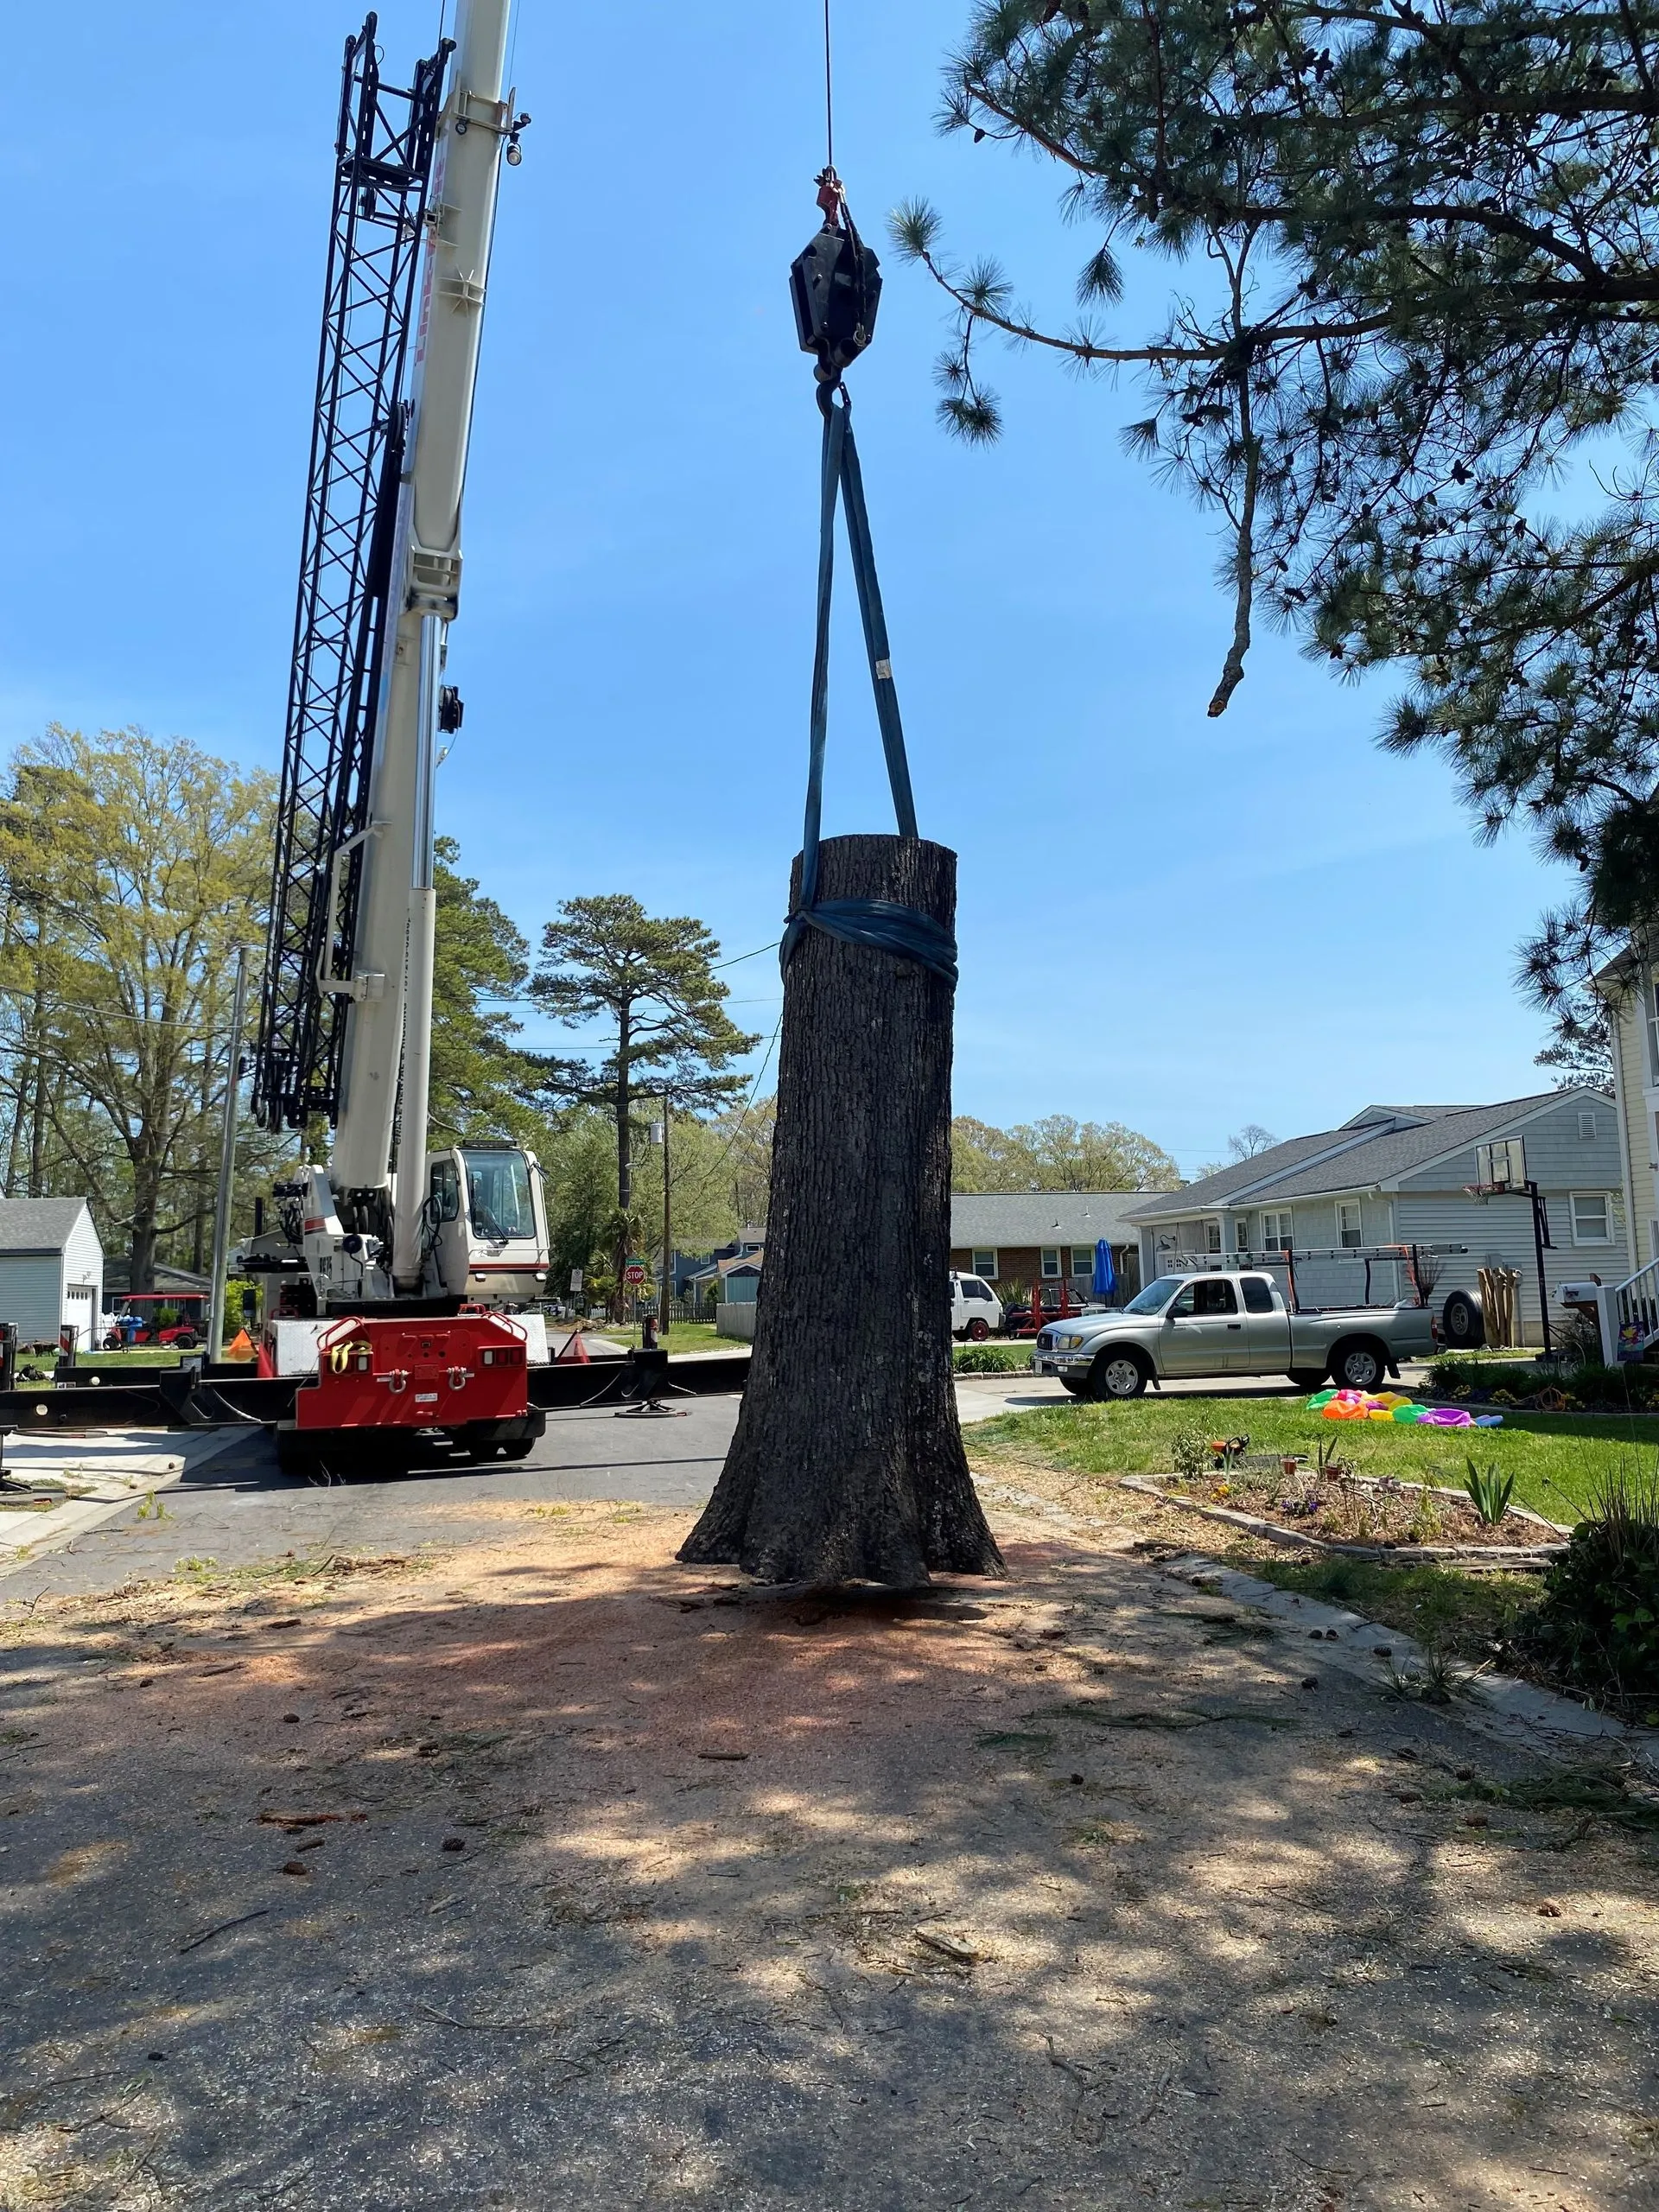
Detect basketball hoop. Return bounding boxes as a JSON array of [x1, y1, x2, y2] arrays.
[[1464, 1181, 1505, 1205], [1474, 1138, 1524, 1192]]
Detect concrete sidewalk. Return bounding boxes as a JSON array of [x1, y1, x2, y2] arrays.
[[0, 1429, 247, 1567]]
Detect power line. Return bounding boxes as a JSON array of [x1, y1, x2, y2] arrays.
[[714, 938, 782, 971], [0, 986, 222, 1035]]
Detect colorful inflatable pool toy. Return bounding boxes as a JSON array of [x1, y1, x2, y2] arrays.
[[1303, 1388, 1498, 1430]]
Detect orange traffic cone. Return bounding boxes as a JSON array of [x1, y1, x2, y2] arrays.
[[226, 1328, 254, 1361], [556, 1326, 590, 1364]]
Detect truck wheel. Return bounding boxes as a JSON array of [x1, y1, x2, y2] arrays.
[[1330, 1338, 1388, 1392], [1088, 1348, 1148, 1401], [497, 1436, 536, 1460], [966, 1317, 990, 1342], [1287, 1368, 1328, 1393], [1440, 1287, 1485, 1351], [1059, 1377, 1086, 1395]]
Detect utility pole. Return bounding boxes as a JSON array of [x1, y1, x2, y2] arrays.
[[661, 1084, 672, 1344], [207, 946, 251, 1358]]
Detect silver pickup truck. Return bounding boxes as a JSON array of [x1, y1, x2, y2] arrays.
[[1033, 1269, 1435, 1400]]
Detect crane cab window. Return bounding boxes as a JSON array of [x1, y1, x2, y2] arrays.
[[1170, 1279, 1237, 1318], [429, 1159, 461, 1221], [463, 1150, 535, 1241]]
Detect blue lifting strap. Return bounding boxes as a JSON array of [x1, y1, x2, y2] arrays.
[[780, 385, 958, 990]]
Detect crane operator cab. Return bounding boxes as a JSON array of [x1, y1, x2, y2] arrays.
[[425, 1146, 550, 1306]]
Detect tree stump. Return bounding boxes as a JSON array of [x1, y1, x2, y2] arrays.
[[679, 835, 1003, 1588]]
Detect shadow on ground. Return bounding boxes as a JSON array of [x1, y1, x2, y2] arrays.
[[1, 1503, 1655, 2209]]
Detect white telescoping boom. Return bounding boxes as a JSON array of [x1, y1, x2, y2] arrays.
[[245, 3, 548, 1329], [329, 0, 513, 1290]]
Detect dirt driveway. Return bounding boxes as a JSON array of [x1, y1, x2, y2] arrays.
[[1, 1476, 1655, 2210]]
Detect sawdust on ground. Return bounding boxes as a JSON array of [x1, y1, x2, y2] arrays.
[[0, 1471, 1656, 2210]]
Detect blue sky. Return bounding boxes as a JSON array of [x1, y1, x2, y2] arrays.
[[0, 0, 1571, 1175]]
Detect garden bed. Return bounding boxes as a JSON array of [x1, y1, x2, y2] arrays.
[[1426, 1354, 1659, 1414], [1117, 1466, 1569, 1567]]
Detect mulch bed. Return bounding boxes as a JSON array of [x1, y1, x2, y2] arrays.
[[1124, 1469, 1568, 1565]]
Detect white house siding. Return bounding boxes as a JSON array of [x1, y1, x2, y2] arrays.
[[1393, 1098, 1629, 1343], [1269, 1194, 1406, 1312], [0, 1258, 64, 1347], [62, 1208, 103, 1347], [1141, 1219, 1214, 1277]]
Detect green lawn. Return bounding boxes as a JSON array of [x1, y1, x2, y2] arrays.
[[601, 1319, 729, 1355], [968, 1395, 1659, 1524], [662, 1319, 731, 1354]]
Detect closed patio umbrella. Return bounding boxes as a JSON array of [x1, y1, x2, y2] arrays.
[[1091, 1238, 1117, 1304]]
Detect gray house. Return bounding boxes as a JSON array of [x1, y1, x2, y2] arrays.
[[1126, 1093, 1626, 1345], [0, 1198, 105, 1351]]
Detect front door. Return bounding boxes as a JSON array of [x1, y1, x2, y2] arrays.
[[1161, 1277, 1244, 1375]]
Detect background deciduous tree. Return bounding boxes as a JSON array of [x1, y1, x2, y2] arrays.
[[898, 0, 1659, 1017], [0, 727, 276, 1289], [951, 1111, 1180, 1192]]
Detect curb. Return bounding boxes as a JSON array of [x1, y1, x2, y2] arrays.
[[969, 1473, 1653, 1771], [1157, 1548, 1654, 1768]]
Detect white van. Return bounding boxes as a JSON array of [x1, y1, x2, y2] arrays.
[[950, 1272, 1004, 1340]]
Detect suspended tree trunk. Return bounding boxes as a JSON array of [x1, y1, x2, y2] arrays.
[[681, 835, 1002, 1589]]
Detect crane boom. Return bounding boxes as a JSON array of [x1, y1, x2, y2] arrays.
[[331, 0, 518, 1283], [243, 2, 550, 1390]]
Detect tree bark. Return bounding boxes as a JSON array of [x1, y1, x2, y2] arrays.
[[680, 836, 1002, 1589]]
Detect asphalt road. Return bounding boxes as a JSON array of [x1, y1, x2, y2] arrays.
[[0, 1367, 1322, 1606], [0, 1393, 746, 1604]]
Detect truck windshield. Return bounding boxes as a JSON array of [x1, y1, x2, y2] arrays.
[[462, 1150, 536, 1241], [1123, 1276, 1183, 1315]]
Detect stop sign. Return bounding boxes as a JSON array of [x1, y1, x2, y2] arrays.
[[624, 1263, 646, 1287]]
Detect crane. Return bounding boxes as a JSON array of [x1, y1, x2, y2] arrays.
[[240, 3, 549, 1475]]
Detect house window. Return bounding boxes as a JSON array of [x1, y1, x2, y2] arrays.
[[1040, 1248, 1061, 1278], [1205, 1222, 1222, 1254], [1338, 1201, 1363, 1249], [1235, 1220, 1250, 1252], [971, 1249, 997, 1280], [1262, 1209, 1293, 1254], [1570, 1192, 1613, 1245], [1578, 1111, 1598, 1141]]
